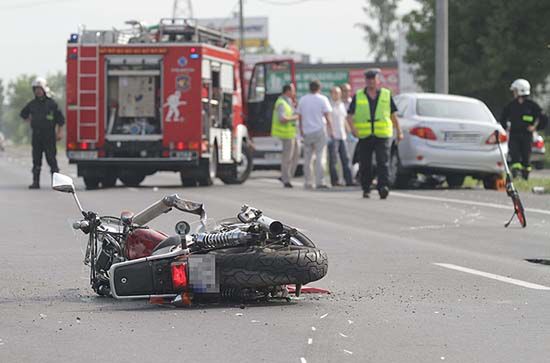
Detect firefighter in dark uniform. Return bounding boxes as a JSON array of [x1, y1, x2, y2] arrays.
[[500, 78, 542, 180], [347, 69, 403, 199], [20, 77, 64, 189]]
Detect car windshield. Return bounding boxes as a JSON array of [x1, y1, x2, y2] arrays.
[[416, 99, 493, 123]]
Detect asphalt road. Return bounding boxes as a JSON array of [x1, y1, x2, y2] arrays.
[[2, 147, 550, 363]]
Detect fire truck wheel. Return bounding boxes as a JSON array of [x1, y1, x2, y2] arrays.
[[180, 176, 197, 187], [119, 173, 146, 187], [102, 174, 117, 188], [198, 147, 218, 186], [220, 143, 253, 184], [84, 177, 100, 190]]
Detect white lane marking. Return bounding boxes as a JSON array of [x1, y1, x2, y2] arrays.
[[300, 358, 307, 363], [308, 338, 313, 345], [393, 192, 550, 216], [339, 332, 348, 338], [319, 313, 328, 319], [434, 263, 550, 290], [311, 326, 316, 331], [343, 350, 353, 355]]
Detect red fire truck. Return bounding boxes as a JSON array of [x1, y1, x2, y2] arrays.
[[65, 19, 295, 189]]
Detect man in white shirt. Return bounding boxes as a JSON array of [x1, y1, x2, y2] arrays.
[[328, 86, 354, 186], [297, 80, 333, 189]]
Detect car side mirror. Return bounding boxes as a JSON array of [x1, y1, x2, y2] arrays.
[[52, 173, 75, 194]]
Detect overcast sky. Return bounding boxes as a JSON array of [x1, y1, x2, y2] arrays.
[[0, 0, 418, 84]]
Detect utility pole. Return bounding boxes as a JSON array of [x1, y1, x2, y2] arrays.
[[172, 0, 194, 18], [435, 0, 448, 93], [239, 0, 245, 54]]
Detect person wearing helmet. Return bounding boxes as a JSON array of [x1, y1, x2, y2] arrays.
[[20, 77, 64, 189], [500, 79, 542, 180]]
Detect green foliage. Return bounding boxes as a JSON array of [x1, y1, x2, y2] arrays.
[[3, 72, 66, 144], [356, 0, 400, 62], [403, 0, 550, 113]]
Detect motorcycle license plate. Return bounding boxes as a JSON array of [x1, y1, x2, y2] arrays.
[[188, 255, 219, 293]]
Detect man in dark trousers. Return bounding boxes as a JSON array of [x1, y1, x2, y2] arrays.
[[20, 77, 64, 189], [346, 69, 403, 199], [500, 79, 542, 180]]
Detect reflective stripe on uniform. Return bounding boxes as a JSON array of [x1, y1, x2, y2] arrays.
[[353, 88, 393, 139], [511, 162, 524, 170], [522, 115, 534, 123]]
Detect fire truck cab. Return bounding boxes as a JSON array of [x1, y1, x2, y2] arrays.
[[66, 19, 264, 188]]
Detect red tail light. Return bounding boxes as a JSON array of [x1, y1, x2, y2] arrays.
[[486, 131, 508, 144], [533, 140, 544, 149], [176, 141, 185, 150], [67, 142, 77, 150], [171, 263, 188, 289], [80, 142, 89, 150], [410, 127, 437, 140]]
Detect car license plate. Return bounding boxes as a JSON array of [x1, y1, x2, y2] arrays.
[[444, 132, 480, 143], [264, 152, 280, 160], [67, 151, 98, 160]]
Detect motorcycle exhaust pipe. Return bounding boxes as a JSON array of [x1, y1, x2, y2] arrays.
[[257, 216, 284, 235]]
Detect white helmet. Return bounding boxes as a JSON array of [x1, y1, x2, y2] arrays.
[[510, 79, 530, 96], [31, 77, 51, 96]]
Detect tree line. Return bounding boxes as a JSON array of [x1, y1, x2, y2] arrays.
[[360, 0, 550, 115]]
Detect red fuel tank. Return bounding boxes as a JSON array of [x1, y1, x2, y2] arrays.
[[125, 228, 167, 260]]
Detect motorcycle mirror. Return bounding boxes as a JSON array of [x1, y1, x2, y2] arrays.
[[52, 172, 85, 215], [52, 173, 75, 194]]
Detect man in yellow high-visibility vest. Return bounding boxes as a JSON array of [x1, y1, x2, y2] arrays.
[[271, 84, 300, 188], [346, 69, 403, 199]]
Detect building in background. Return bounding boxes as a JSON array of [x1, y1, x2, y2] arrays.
[[197, 16, 269, 49]]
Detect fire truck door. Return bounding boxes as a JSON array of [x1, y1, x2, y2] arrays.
[[246, 60, 296, 137]]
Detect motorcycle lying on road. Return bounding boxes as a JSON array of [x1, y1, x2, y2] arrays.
[[52, 173, 328, 304]]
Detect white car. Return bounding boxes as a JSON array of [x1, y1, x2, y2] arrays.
[[390, 93, 507, 189]]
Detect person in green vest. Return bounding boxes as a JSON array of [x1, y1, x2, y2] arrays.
[[272, 84, 299, 188], [346, 69, 403, 199], [500, 79, 542, 180]]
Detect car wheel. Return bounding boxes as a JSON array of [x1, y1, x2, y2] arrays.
[[388, 149, 411, 189], [446, 174, 465, 189], [483, 174, 500, 190], [533, 161, 544, 170]]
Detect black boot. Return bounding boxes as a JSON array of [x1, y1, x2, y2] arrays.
[[29, 172, 40, 189]]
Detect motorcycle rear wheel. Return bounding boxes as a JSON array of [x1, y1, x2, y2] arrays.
[[213, 246, 328, 289]]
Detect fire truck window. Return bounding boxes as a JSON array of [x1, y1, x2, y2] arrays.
[[248, 65, 266, 103], [220, 64, 234, 92], [222, 93, 233, 128]]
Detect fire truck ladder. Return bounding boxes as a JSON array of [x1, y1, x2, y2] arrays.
[[76, 44, 100, 144]]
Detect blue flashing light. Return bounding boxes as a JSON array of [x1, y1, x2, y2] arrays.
[[68, 33, 79, 43], [190, 54, 200, 59]]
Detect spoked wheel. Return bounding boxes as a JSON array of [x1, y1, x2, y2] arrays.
[[513, 195, 527, 228]]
